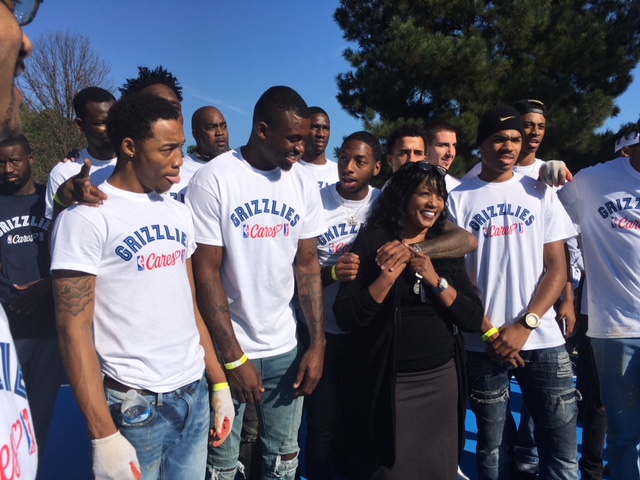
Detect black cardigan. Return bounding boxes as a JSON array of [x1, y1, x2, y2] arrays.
[[333, 226, 484, 469]]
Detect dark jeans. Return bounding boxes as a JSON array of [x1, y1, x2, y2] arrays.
[[576, 314, 607, 480], [467, 347, 579, 480], [298, 322, 350, 480]]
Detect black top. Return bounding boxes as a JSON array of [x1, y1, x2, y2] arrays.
[[0, 184, 55, 338], [333, 225, 484, 468]]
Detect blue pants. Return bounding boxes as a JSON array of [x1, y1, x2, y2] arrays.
[[591, 337, 640, 480], [467, 346, 579, 480], [106, 376, 209, 480], [207, 347, 304, 480]]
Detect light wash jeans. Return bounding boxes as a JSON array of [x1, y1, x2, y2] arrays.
[[105, 376, 209, 480], [467, 346, 579, 480], [591, 337, 640, 480], [207, 347, 304, 480]]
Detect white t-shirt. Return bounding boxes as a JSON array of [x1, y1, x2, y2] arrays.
[[45, 148, 117, 219], [0, 306, 38, 479], [449, 174, 576, 352], [299, 159, 339, 189], [186, 149, 327, 358], [51, 182, 204, 392], [168, 153, 211, 203], [311, 184, 380, 334], [446, 174, 461, 192], [463, 158, 545, 182], [558, 157, 640, 338]]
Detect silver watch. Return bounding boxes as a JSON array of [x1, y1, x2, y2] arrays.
[[521, 312, 541, 329], [432, 277, 448, 294]]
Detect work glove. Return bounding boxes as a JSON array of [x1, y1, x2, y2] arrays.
[[210, 383, 235, 447], [92, 430, 141, 480], [538, 160, 573, 186]]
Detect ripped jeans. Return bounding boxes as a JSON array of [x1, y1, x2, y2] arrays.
[[467, 346, 579, 480], [207, 347, 303, 480]]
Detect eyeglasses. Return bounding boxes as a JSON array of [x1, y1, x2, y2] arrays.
[[12, 0, 42, 26], [416, 161, 447, 176]]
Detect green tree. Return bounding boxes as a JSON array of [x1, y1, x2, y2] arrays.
[[20, 105, 85, 185], [335, 0, 640, 173]]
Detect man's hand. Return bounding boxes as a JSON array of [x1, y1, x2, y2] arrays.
[[557, 297, 577, 337], [60, 148, 81, 163], [409, 251, 439, 287], [334, 252, 360, 282], [57, 159, 108, 207], [486, 322, 531, 367], [92, 431, 141, 480], [209, 385, 234, 448], [293, 344, 324, 397], [375, 240, 412, 272], [9, 277, 52, 315], [226, 360, 265, 404], [539, 160, 574, 186]]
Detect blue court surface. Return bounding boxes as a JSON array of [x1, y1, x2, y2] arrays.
[[39, 379, 591, 479]]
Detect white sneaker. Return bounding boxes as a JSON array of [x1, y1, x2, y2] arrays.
[[457, 466, 471, 480]]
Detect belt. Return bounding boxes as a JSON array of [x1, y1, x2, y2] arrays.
[[103, 376, 156, 396]]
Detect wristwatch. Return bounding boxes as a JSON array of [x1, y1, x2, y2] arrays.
[[520, 312, 541, 329], [432, 277, 449, 294]]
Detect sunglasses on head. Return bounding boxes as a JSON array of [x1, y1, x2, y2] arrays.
[[416, 162, 447, 177]]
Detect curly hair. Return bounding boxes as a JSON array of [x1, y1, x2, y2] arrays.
[[367, 162, 448, 240], [107, 93, 181, 155], [341, 131, 383, 163], [119, 66, 183, 101]]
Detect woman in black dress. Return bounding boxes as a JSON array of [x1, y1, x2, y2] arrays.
[[334, 162, 485, 479]]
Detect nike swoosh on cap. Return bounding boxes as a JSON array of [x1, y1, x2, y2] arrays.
[[500, 116, 516, 121]]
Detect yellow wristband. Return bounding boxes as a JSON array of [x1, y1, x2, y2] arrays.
[[212, 382, 229, 392], [53, 193, 70, 207], [481, 327, 499, 342], [331, 265, 339, 282], [224, 353, 248, 370]]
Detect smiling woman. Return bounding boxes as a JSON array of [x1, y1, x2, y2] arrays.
[[334, 161, 484, 479]]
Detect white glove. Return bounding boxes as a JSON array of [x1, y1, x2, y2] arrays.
[[538, 160, 573, 186], [92, 431, 141, 480], [210, 384, 235, 447]]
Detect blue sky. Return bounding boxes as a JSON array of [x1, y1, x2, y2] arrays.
[[23, 0, 640, 153]]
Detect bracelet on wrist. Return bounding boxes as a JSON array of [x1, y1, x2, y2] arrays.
[[224, 353, 248, 370], [481, 327, 499, 342], [212, 382, 230, 392], [53, 193, 70, 207], [331, 265, 339, 282]]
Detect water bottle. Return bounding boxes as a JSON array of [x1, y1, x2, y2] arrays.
[[120, 389, 152, 425]]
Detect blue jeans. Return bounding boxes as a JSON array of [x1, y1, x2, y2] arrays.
[[514, 406, 539, 474], [207, 347, 304, 480], [591, 337, 640, 480], [467, 346, 579, 480], [105, 376, 209, 480]]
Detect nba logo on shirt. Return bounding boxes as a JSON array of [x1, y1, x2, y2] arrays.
[[329, 243, 335, 255], [611, 216, 617, 228], [284, 223, 290, 237], [137, 256, 145, 271], [518, 223, 524, 234], [180, 249, 186, 263], [243, 224, 249, 238]]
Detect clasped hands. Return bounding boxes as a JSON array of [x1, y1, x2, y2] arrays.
[[484, 321, 532, 368]]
